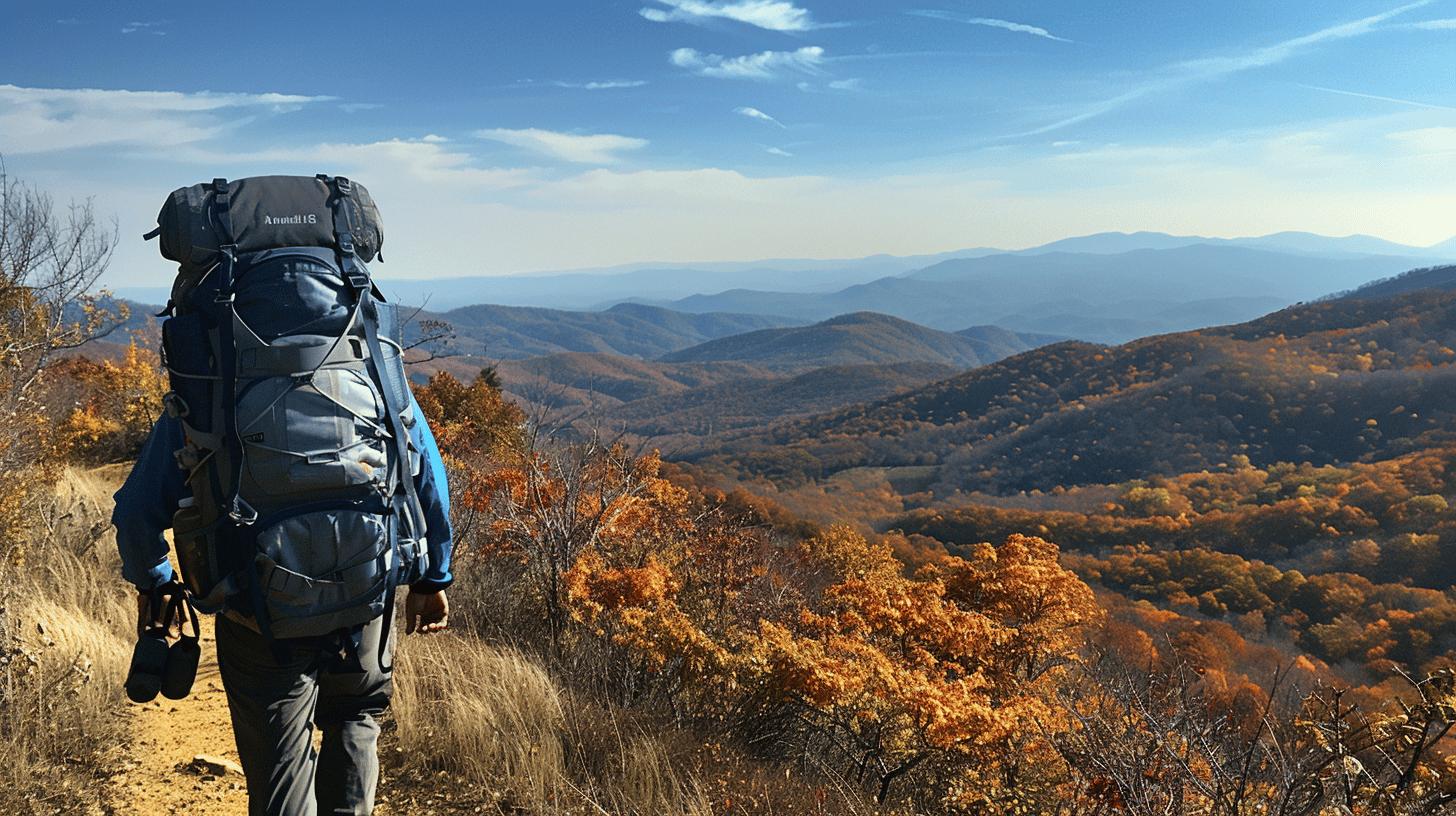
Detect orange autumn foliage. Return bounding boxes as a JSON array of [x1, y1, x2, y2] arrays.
[[54, 341, 166, 463]]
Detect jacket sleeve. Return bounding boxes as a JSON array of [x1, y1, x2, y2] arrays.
[[111, 415, 187, 591], [409, 396, 454, 592]]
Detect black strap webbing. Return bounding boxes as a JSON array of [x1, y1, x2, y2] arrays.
[[210, 178, 256, 526]]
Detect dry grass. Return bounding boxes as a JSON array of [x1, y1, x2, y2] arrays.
[[0, 466, 133, 814], [393, 631, 714, 816]]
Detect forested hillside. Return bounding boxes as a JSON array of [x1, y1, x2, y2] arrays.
[[416, 301, 800, 359], [689, 284, 1456, 494], [661, 312, 1050, 371], [419, 350, 958, 444]]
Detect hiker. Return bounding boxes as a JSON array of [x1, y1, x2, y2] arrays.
[[112, 175, 452, 816]]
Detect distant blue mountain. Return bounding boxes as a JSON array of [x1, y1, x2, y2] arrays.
[[670, 245, 1430, 343], [108, 230, 1456, 346], [1008, 230, 1454, 260]]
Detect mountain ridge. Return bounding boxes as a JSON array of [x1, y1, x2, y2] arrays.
[[683, 280, 1456, 496], [659, 311, 1054, 371]]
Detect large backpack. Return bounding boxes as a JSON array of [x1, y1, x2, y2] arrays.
[[147, 175, 428, 640]]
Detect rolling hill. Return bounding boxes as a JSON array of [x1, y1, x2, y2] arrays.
[[607, 362, 960, 442], [410, 301, 800, 360], [659, 312, 1053, 371], [685, 269, 1456, 496], [413, 351, 956, 445]]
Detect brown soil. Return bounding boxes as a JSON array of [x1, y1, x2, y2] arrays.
[[103, 615, 250, 815]]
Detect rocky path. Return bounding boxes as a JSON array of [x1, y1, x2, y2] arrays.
[[104, 615, 251, 815]]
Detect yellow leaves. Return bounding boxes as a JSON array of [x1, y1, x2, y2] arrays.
[[54, 341, 166, 463]]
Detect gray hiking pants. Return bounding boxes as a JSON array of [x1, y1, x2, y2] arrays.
[[216, 611, 393, 816]]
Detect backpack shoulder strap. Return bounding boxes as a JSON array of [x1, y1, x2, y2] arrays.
[[320, 174, 427, 546], [210, 178, 257, 526]]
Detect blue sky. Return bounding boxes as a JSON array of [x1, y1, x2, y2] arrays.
[[2, 0, 1454, 286]]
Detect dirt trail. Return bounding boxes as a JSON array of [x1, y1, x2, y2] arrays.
[[104, 614, 251, 815]]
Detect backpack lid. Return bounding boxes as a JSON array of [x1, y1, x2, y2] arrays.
[[148, 175, 384, 276]]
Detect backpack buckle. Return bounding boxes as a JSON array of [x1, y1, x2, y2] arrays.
[[162, 392, 189, 419], [335, 177, 353, 196], [228, 498, 258, 526], [345, 269, 370, 290]]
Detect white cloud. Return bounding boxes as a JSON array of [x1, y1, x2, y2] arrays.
[[19, 110, 1451, 290], [173, 137, 537, 189], [906, 10, 1069, 42], [1407, 17, 1456, 28], [0, 84, 332, 154], [827, 78, 863, 91], [120, 21, 166, 35], [338, 102, 383, 113], [765, 146, 794, 157], [551, 80, 649, 90], [474, 127, 648, 164], [1387, 126, 1456, 154], [734, 106, 786, 127], [1015, 1, 1431, 137], [1175, 1, 1430, 74], [670, 46, 826, 81], [640, 0, 815, 31]]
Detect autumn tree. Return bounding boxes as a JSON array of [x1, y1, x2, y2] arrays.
[[0, 169, 119, 553], [54, 341, 165, 462]]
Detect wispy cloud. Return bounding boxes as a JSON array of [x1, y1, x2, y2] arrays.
[[474, 127, 648, 164], [1407, 18, 1456, 28], [1300, 84, 1456, 111], [1387, 126, 1456, 155], [120, 21, 166, 35], [0, 84, 332, 154], [640, 0, 815, 31], [670, 46, 826, 80], [1015, 1, 1432, 137], [734, 106, 786, 128], [907, 10, 1070, 42], [338, 102, 383, 113], [828, 78, 864, 91], [552, 79, 649, 90], [764, 146, 795, 157]]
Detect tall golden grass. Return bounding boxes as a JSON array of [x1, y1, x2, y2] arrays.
[[393, 631, 715, 816], [0, 466, 133, 813]]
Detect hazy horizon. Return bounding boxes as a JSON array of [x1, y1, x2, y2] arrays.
[[4, 0, 1454, 287]]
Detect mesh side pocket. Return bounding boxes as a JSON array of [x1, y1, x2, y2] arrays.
[[161, 312, 215, 434]]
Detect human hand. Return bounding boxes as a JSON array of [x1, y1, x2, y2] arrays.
[[405, 589, 449, 634], [135, 582, 182, 637]]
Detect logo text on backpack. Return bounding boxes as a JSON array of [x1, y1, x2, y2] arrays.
[[263, 213, 319, 226]]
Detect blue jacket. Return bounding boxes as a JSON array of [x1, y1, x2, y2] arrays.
[[112, 397, 454, 593]]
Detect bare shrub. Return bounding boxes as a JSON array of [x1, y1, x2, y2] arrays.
[[0, 167, 119, 555], [1056, 650, 1456, 815]]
